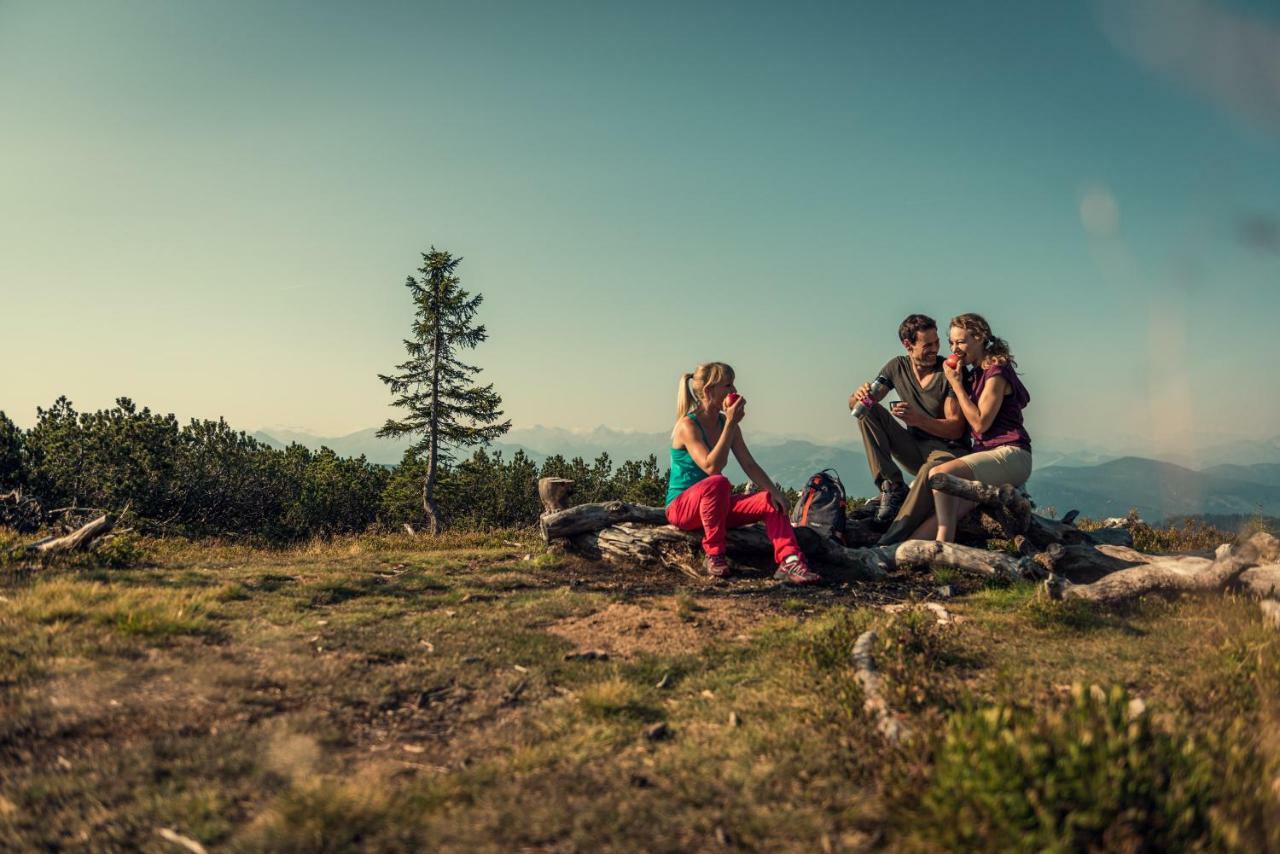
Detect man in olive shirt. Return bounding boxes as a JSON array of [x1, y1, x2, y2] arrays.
[[849, 314, 967, 543]]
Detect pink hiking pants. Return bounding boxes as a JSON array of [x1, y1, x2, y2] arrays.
[[665, 474, 802, 564]]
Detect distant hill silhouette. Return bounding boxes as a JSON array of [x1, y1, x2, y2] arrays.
[[1028, 457, 1280, 522]]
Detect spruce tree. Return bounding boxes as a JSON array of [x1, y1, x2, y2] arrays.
[[378, 248, 510, 533]]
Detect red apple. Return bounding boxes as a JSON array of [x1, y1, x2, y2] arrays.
[[945, 354, 960, 369], [725, 392, 741, 407]]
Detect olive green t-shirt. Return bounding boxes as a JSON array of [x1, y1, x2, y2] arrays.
[[878, 355, 960, 443]]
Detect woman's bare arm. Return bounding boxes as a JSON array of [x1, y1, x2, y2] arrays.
[[952, 375, 1007, 434], [673, 418, 736, 475]]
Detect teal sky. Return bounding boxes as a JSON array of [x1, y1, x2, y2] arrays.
[[3, 1, 1278, 459]]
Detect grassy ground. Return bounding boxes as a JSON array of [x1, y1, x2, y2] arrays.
[[1, 528, 1278, 851]]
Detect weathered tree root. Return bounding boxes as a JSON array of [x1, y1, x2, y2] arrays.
[[854, 604, 956, 745], [853, 629, 909, 744], [1045, 532, 1280, 605]]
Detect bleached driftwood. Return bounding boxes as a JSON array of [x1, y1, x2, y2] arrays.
[[853, 629, 908, 743], [1048, 532, 1280, 605], [1239, 565, 1280, 597], [887, 539, 1041, 580], [27, 513, 115, 555]]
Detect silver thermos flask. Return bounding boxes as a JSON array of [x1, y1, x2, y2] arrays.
[[850, 374, 891, 419]]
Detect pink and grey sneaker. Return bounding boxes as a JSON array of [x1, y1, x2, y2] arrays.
[[704, 554, 731, 578], [773, 554, 821, 585]]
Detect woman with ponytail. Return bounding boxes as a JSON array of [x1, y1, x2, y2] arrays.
[[665, 362, 820, 583], [914, 314, 1032, 543]]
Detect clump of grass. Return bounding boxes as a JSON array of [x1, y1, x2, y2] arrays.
[[875, 607, 970, 713], [577, 676, 662, 723], [0, 527, 27, 568], [895, 684, 1265, 851], [240, 780, 398, 851], [800, 607, 882, 724], [3, 579, 218, 638], [1023, 591, 1106, 633], [86, 532, 152, 569], [673, 591, 705, 623], [967, 580, 1038, 611], [930, 566, 960, 585], [529, 550, 562, 570]]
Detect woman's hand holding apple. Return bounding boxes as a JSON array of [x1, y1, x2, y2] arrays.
[[724, 393, 746, 425]]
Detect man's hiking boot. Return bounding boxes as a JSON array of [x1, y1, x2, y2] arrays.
[[773, 554, 821, 585], [704, 554, 731, 579], [875, 480, 908, 525]]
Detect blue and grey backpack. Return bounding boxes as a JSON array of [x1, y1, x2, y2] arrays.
[[791, 468, 847, 544]]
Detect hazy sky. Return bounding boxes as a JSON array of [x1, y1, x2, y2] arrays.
[[3, 1, 1278, 455]]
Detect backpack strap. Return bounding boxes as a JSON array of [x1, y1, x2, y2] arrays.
[[799, 487, 818, 527], [818, 468, 846, 501]]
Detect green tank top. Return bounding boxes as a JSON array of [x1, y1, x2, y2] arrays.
[[666, 413, 723, 505]]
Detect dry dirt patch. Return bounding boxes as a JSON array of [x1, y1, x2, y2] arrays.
[[547, 598, 766, 659]]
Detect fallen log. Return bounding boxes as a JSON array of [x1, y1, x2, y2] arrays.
[[1031, 542, 1202, 584], [565, 521, 890, 581], [1049, 532, 1279, 605], [1238, 564, 1280, 597], [540, 500, 668, 542], [27, 513, 115, 555], [927, 473, 1031, 537], [927, 473, 1134, 549], [888, 539, 1042, 580]]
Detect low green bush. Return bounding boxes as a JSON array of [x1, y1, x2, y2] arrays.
[[899, 684, 1264, 851]]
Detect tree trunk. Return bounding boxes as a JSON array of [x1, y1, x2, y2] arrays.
[[538, 477, 576, 515], [424, 315, 444, 536]]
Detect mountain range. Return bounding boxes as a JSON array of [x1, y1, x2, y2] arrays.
[[252, 425, 1280, 522]]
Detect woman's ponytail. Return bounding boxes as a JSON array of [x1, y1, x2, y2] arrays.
[[985, 334, 1015, 367], [675, 372, 696, 419]]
